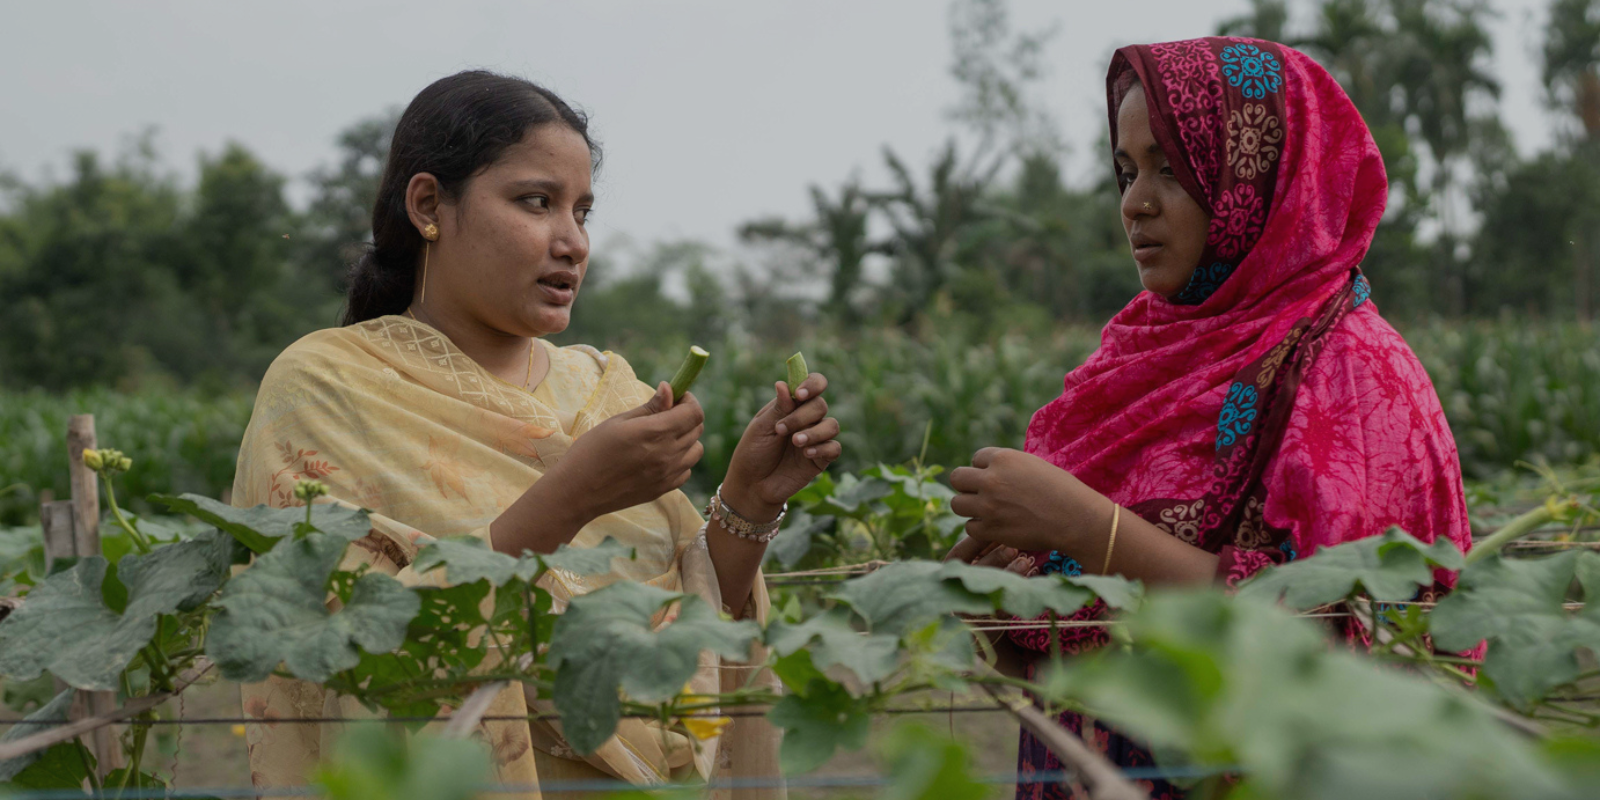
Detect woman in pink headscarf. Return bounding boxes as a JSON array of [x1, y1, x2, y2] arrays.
[[945, 38, 1473, 799]]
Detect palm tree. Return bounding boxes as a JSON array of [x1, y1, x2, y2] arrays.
[[1543, 0, 1600, 139], [738, 180, 885, 327]]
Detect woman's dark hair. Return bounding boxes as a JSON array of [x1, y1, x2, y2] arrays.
[[343, 70, 600, 325]]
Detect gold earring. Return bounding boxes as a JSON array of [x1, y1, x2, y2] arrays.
[[423, 223, 439, 241], [419, 241, 430, 306]]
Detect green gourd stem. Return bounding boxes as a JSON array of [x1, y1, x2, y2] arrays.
[[1466, 504, 1557, 564], [668, 346, 710, 402], [786, 352, 809, 398], [101, 476, 152, 555]]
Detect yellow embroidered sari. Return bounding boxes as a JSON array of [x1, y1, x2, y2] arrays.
[[233, 315, 782, 798]]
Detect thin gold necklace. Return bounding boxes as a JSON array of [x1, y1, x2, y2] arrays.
[[405, 307, 536, 391]]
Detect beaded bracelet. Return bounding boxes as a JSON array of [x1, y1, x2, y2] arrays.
[[705, 484, 786, 543]]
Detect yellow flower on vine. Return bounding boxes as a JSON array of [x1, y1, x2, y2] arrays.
[[677, 683, 732, 741]]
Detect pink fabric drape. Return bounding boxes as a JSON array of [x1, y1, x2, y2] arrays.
[[1011, 37, 1471, 655]]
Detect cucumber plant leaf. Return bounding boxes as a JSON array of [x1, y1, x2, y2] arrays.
[[766, 607, 901, 685], [206, 532, 419, 683], [766, 678, 870, 774], [412, 535, 634, 587], [0, 530, 238, 691], [1238, 526, 1464, 609], [547, 581, 759, 754], [150, 493, 373, 553], [1430, 551, 1600, 708]]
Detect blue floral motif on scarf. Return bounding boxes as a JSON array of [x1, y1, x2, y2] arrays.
[[1353, 274, 1372, 308], [1040, 550, 1084, 577], [1216, 381, 1259, 450], [1173, 261, 1237, 305], [1279, 538, 1298, 561], [1220, 44, 1283, 99]]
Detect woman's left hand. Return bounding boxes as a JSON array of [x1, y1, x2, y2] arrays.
[[720, 373, 842, 519], [949, 447, 1111, 555]]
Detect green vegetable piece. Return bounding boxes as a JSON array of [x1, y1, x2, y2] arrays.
[[786, 351, 809, 398], [668, 345, 709, 402], [206, 532, 419, 683]]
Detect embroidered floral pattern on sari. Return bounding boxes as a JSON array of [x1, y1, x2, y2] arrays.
[[1215, 382, 1259, 449], [1353, 274, 1372, 307], [1172, 262, 1237, 305], [1220, 43, 1283, 98], [1150, 38, 1225, 205], [1208, 183, 1267, 259], [267, 441, 341, 508], [1226, 103, 1283, 179], [1039, 551, 1084, 576]]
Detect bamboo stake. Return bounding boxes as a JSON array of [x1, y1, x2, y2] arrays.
[[63, 415, 123, 775]]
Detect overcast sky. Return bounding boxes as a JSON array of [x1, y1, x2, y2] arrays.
[[0, 0, 1555, 257]]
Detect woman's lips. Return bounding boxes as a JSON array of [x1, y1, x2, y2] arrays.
[[535, 281, 575, 305], [1132, 243, 1165, 265]]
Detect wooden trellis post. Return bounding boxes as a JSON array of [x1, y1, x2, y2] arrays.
[[38, 414, 126, 777]]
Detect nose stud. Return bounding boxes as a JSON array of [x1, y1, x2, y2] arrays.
[[1141, 202, 1154, 212]]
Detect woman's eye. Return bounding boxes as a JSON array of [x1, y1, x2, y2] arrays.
[[576, 208, 592, 225], [522, 195, 550, 209]]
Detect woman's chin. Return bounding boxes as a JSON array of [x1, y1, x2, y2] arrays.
[[1137, 263, 1194, 299]]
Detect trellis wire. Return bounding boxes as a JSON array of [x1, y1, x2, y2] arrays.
[[0, 766, 1237, 799], [0, 705, 1010, 728]]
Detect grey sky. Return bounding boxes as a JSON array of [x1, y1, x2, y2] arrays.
[[0, 0, 1555, 257]]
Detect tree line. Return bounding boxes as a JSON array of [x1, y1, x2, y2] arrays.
[[1, 0, 1596, 392]]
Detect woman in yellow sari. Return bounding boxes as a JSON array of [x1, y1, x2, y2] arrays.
[[233, 71, 841, 798]]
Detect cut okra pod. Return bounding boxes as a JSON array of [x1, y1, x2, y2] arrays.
[[669, 346, 710, 402], [786, 352, 809, 399]]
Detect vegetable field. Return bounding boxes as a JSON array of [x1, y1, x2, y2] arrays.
[[1, 319, 1598, 798], [3, 320, 1596, 526]]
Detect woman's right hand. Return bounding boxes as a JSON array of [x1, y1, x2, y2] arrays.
[[556, 382, 706, 520], [493, 382, 703, 555]]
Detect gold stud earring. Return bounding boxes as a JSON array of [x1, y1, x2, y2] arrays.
[[422, 223, 439, 241]]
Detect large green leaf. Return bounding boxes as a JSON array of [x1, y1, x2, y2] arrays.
[[1430, 551, 1600, 708], [547, 581, 759, 754], [119, 528, 245, 616], [827, 561, 991, 635], [413, 535, 633, 587], [207, 532, 419, 682], [828, 560, 1102, 636], [0, 529, 241, 689], [766, 607, 901, 685], [344, 581, 492, 720], [0, 560, 147, 690], [766, 679, 870, 773], [0, 688, 76, 782], [1238, 526, 1464, 609], [149, 493, 372, 553], [1040, 590, 1575, 800], [936, 560, 1093, 618]]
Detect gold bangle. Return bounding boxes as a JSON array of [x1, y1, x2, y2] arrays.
[[1101, 503, 1121, 575]]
